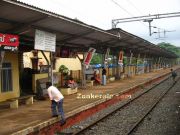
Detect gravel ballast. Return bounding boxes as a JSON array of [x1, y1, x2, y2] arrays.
[[57, 72, 180, 135]]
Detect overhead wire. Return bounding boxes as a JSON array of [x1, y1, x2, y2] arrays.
[[126, 0, 170, 39], [110, 0, 148, 28], [110, 0, 135, 17], [126, 0, 144, 15], [111, 0, 168, 40]]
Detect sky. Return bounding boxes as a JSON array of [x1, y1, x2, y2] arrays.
[[19, 0, 180, 47]]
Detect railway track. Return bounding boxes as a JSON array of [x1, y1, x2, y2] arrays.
[[126, 77, 180, 135], [69, 71, 180, 135]]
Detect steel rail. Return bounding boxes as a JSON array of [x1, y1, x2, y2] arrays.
[[126, 76, 180, 135], [72, 69, 179, 135]]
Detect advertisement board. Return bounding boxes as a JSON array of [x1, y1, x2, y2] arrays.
[[35, 29, 56, 52], [83, 47, 96, 66], [118, 51, 124, 66], [0, 33, 19, 51], [104, 48, 110, 66]]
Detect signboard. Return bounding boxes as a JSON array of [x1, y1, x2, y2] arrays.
[[35, 29, 56, 52], [118, 51, 124, 66], [104, 48, 110, 65], [83, 47, 96, 66], [0, 33, 19, 51]]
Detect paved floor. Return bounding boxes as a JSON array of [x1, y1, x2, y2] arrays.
[[0, 68, 178, 135]]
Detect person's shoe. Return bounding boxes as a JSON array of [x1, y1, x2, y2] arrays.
[[52, 115, 58, 117], [60, 120, 66, 126]]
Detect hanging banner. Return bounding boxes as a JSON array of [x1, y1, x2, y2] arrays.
[[35, 29, 56, 52], [83, 47, 96, 66], [104, 48, 110, 66], [118, 51, 124, 65], [0, 33, 19, 51]]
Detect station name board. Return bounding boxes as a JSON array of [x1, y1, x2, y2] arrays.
[[0, 33, 19, 51]]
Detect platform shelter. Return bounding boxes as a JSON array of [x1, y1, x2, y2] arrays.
[[0, 0, 178, 103]]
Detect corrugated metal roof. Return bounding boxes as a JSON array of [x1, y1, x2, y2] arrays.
[[0, 0, 177, 58]]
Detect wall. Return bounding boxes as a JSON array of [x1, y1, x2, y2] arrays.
[[0, 52, 20, 102], [55, 58, 81, 71], [23, 51, 81, 71], [32, 73, 48, 93]]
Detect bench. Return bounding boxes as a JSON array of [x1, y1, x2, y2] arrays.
[[60, 87, 78, 95], [86, 80, 94, 87], [6, 95, 34, 109]]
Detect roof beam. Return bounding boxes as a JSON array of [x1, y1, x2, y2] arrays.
[[0, 17, 20, 24], [58, 30, 95, 42], [5, 16, 49, 33]]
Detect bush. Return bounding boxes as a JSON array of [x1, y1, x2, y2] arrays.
[[59, 65, 69, 76]]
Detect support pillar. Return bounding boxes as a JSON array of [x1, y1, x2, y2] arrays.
[[136, 54, 140, 74], [112, 55, 116, 77], [116, 53, 120, 79], [143, 54, 146, 73], [128, 51, 133, 77]]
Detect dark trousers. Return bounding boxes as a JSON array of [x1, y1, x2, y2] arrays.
[[51, 100, 65, 121]]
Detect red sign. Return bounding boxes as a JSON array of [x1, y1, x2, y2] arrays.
[[84, 48, 96, 66], [0, 33, 19, 51], [118, 51, 123, 65]]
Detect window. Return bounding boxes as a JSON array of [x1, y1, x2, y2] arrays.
[[1, 63, 12, 92]]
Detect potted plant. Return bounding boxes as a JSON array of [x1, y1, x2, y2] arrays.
[[59, 65, 69, 86]]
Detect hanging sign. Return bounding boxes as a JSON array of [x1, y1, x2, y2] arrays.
[[83, 47, 96, 66], [118, 50, 124, 65], [35, 29, 56, 52], [104, 48, 110, 65], [0, 33, 19, 51]]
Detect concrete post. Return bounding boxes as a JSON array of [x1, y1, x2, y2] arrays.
[[116, 54, 120, 79], [10, 100, 18, 109], [143, 54, 146, 73], [128, 52, 133, 77], [136, 54, 140, 74]]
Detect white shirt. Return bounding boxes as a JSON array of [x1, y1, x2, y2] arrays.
[[47, 86, 64, 102]]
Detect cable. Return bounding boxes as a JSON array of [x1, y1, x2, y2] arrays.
[[110, 0, 148, 28], [112, 0, 169, 40], [110, 0, 134, 17], [126, 0, 144, 15]]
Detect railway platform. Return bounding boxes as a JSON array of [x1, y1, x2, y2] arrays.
[[0, 67, 179, 135]]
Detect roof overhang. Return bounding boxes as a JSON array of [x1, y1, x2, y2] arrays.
[[0, 0, 177, 58]]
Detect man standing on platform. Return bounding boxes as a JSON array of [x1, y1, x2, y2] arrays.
[[170, 68, 177, 82], [102, 67, 107, 85], [46, 82, 66, 125]]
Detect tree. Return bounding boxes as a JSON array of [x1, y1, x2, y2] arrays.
[[157, 42, 180, 57], [90, 53, 102, 64]]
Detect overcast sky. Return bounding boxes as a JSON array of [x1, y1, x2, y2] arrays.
[[19, 0, 180, 47]]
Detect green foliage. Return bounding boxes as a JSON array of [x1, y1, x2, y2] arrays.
[[90, 53, 102, 64], [59, 65, 69, 75], [123, 57, 127, 65], [157, 42, 180, 57]]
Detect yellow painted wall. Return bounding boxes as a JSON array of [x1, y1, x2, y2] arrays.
[[0, 52, 20, 102], [24, 51, 81, 71], [24, 51, 81, 93], [55, 58, 81, 71], [23, 51, 50, 69]]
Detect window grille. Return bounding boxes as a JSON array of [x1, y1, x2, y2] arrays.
[[1, 63, 12, 92]]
